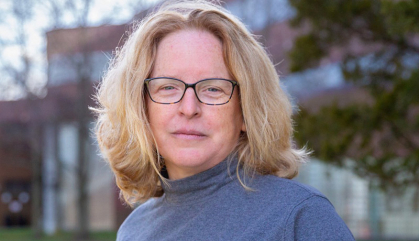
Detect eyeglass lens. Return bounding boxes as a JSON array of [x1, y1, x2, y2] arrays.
[[146, 78, 235, 105]]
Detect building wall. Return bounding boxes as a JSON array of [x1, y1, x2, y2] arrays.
[[382, 187, 419, 237], [296, 160, 370, 238], [88, 126, 116, 231], [44, 23, 126, 233], [48, 52, 111, 86], [41, 121, 116, 233], [0, 123, 32, 227]]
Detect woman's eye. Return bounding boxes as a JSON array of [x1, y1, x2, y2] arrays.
[[207, 87, 221, 92], [159, 85, 177, 91]]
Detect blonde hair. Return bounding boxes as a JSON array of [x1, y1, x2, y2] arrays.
[[93, 0, 308, 206]]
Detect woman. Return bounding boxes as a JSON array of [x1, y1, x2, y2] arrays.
[[94, 0, 355, 240]]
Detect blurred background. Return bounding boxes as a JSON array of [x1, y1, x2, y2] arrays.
[[0, 0, 418, 240]]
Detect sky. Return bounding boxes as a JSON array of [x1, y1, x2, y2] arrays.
[[0, 0, 161, 100]]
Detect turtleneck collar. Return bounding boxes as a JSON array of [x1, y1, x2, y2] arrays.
[[160, 155, 240, 205]]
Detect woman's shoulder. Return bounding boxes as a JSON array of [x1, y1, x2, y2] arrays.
[[116, 198, 162, 241], [250, 174, 326, 202], [234, 174, 335, 221], [248, 175, 355, 240]]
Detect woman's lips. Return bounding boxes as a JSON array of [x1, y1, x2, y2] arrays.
[[172, 130, 206, 140]]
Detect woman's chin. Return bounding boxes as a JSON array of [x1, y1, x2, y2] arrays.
[[163, 153, 222, 179]]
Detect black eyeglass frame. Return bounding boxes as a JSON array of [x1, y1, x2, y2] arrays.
[[144, 77, 239, 105]]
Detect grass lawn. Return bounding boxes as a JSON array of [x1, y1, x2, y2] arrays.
[[0, 228, 116, 241]]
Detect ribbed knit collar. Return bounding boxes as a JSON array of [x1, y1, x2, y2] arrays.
[[160, 155, 239, 205]]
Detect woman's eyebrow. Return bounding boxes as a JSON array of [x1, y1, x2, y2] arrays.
[[152, 74, 178, 79]]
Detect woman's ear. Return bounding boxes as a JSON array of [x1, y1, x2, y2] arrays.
[[241, 121, 246, 132]]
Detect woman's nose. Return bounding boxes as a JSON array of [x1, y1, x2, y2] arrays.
[[178, 88, 201, 118]]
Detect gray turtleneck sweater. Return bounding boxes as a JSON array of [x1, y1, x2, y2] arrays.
[[117, 159, 355, 241]]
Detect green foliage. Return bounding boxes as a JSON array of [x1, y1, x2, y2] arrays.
[[0, 228, 117, 241], [289, 34, 324, 72], [381, 0, 419, 35], [289, 0, 419, 200]]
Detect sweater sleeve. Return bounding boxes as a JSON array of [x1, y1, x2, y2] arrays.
[[283, 195, 355, 241]]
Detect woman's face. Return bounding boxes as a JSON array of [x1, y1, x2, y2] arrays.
[[147, 29, 245, 180]]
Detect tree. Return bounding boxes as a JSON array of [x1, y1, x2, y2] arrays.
[[42, 0, 153, 238], [233, 0, 292, 41], [288, 0, 419, 208], [0, 0, 42, 100], [0, 0, 45, 238], [1, 0, 154, 238]]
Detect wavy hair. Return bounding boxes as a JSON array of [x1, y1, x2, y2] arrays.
[[93, 0, 309, 206]]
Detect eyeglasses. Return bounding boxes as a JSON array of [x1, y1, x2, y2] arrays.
[[144, 77, 238, 105]]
